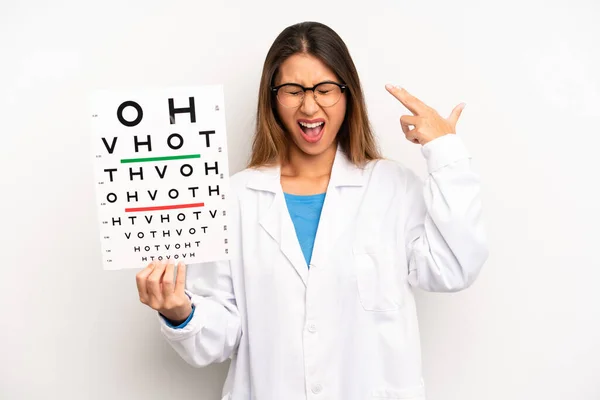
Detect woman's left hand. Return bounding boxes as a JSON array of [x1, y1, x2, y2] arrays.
[[385, 84, 465, 145]]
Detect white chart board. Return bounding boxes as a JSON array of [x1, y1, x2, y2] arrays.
[[90, 85, 231, 270]]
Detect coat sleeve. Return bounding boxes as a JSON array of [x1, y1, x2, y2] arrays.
[[156, 185, 243, 367], [404, 134, 489, 292], [156, 260, 242, 367]]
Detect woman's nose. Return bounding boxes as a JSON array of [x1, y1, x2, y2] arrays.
[[300, 91, 319, 115]]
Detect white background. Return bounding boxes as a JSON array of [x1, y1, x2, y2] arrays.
[[1, 1, 599, 399]]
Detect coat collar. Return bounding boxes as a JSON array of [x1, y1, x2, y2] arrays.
[[245, 143, 367, 193]]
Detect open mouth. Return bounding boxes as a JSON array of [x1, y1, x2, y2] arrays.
[[297, 120, 325, 143]]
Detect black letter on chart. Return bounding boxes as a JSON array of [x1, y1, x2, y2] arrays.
[[134, 135, 152, 152], [204, 161, 219, 175], [155, 165, 167, 179], [208, 185, 220, 196], [167, 133, 184, 150], [181, 164, 193, 177], [104, 168, 117, 182], [198, 130, 215, 147], [129, 167, 143, 181], [117, 101, 143, 127], [127, 191, 138, 202], [101, 137, 118, 154], [169, 97, 196, 124]]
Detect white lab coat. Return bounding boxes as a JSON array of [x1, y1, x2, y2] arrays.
[[157, 133, 488, 400]]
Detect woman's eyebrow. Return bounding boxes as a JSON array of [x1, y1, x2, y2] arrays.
[[278, 79, 339, 86]]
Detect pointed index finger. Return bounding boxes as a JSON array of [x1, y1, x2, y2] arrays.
[[385, 84, 429, 115]]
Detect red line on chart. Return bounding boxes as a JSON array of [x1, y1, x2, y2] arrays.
[[125, 202, 205, 212]]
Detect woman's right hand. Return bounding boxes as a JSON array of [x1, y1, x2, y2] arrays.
[[135, 260, 193, 324]]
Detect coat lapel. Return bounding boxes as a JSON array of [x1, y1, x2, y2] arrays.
[[260, 186, 310, 286], [309, 146, 366, 270], [247, 163, 309, 286]]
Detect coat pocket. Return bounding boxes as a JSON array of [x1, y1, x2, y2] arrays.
[[352, 244, 403, 312]]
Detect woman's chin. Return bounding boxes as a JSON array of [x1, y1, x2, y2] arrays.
[[292, 134, 336, 157]]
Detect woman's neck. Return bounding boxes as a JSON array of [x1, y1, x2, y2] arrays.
[[281, 142, 337, 179]]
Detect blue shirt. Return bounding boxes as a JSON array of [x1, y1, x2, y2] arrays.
[[283, 192, 326, 267], [163, 191, 326, 330]]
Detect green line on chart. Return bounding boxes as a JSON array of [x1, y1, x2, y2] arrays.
[[120, 154, 201, 163]]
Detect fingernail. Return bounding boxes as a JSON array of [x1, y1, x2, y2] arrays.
[[385, 83, 393, 90]]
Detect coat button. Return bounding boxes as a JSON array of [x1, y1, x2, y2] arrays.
[[311, 384, 323, 394], [307, 323, 317, 333]]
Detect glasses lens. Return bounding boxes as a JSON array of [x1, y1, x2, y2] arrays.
[[277, 85, 304, 107], [314, 83, 342, 107], [275, 83, 343, 108]]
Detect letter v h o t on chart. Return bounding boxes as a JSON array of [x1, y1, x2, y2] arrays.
[[89, 85, 231, 270]]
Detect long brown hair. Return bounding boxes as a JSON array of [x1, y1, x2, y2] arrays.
[[248, 21, 381, 168]]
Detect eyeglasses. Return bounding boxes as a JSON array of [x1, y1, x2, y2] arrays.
[[271, 81, 347, 108]]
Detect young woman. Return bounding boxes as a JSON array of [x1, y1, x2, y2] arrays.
[[136, 21, 488, 400]]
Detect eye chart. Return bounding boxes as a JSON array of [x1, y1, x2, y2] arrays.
[[90, 85, 231, 270]]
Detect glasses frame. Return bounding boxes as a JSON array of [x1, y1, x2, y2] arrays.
[[270, 81, 348, 108]]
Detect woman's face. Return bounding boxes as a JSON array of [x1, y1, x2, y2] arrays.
[[273, 53, 347, 159]]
